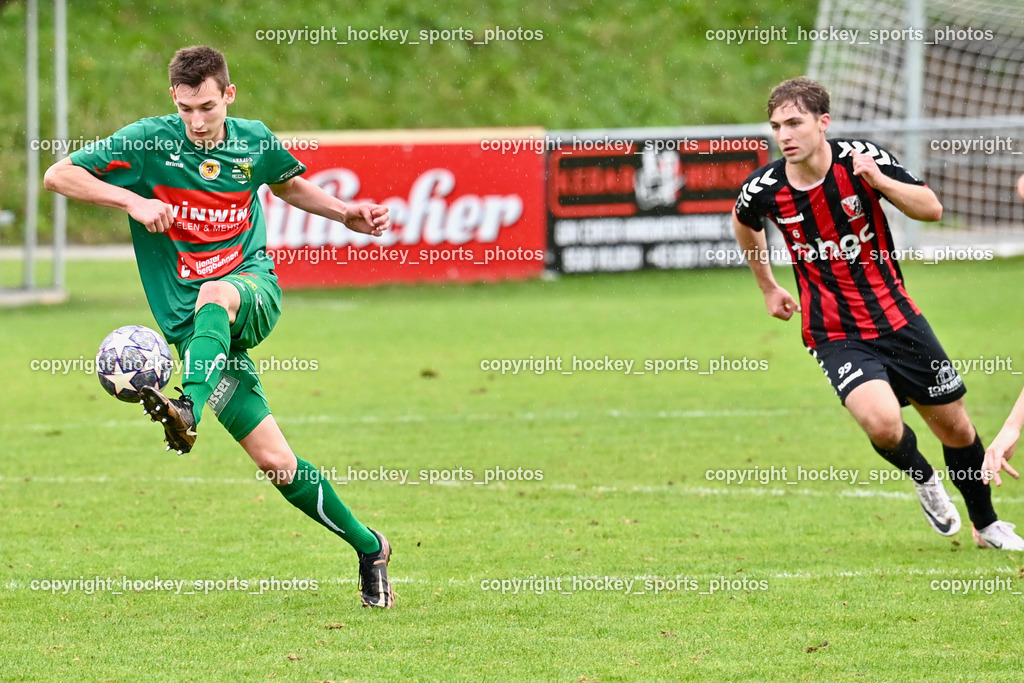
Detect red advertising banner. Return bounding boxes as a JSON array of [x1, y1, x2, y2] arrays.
[[259, 128, 547, 288]]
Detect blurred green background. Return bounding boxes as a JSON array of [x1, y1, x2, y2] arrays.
[[0, 0, 816, 243]]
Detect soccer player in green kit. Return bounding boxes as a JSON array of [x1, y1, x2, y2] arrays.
[[44, 46, 395, 608]]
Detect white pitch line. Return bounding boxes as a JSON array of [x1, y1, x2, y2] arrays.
[[320, 566, 1024, 584], [4, 475, 1024, 505], [549, 482, 1024, 504], [1, 407, 804, 435], [0, 475, 259, 485], [7, 565, 1021, 593]]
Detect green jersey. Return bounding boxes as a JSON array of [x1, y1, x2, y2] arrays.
[[71, 114, 305, 343]]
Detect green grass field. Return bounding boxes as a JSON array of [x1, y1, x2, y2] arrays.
[[4, 258, 1024, 681]]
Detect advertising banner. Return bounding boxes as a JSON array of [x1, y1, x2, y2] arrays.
[[546, 128, 770, 273], [260, 128, 548, 287]]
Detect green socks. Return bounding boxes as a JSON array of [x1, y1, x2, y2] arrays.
[[187, 305, 379, 554], [182, 303, 231, 423], [275, 457, 380, 555]]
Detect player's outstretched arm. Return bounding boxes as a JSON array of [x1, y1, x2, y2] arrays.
[[985, 177, 1024, 485], [732, 209, 799, 321], [269, 176, 389, 236], [984, 387, 1024, 486], [851, 152, 942, 222], [43, 157, 175, 233], [981, 175, 1024, 485]]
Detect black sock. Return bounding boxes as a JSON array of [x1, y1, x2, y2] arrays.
[[944, 433, 997, 529], [870, 424, 933, 484]]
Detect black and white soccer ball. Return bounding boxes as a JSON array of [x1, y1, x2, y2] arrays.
[[96, 325, 174, 402]]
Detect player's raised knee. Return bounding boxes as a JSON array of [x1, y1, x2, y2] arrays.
[[196, 280, 237, 309], [863, 417, 905, 451]]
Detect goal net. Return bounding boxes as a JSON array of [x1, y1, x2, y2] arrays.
[[808, 0, 1024, 237]]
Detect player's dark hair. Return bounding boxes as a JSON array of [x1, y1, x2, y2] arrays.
[[168, 46, 230, 94], [767, 77, 830, 118]]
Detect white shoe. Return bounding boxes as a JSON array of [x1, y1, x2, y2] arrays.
[[913, 471, 961, 536], [973, 521, 1024, 550]]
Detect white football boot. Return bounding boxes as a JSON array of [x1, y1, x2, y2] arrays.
[[973, 521, 1024, 551], [913, 471, 961, 536]]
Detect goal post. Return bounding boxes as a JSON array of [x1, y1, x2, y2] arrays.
[[807, 0, 1024, 242], [1, 0, 68, 307]]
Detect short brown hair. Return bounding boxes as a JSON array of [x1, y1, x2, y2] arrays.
[[767, 77, 830, 118], [168, 46, 230, 93]]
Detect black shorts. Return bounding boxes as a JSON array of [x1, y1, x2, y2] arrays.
[[809, 315, 966, 407]]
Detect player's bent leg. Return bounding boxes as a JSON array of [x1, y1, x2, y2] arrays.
[[176, 283, 240, 427], [846, 381, 932, 481], [910, 398, 974, 448], [846, 380, 960, 535], [164, 278, 254, 441], [195, 280, 241, 322], [238, 415, 395, 607], [913, 399, 1005, 539], [845, 380, 931, 480], [843, 380, 904, 449], [238, 415, 382, 553], [237, 413, 297, 476], [150, 283, 239, 448], [141, 298, 235, 453]]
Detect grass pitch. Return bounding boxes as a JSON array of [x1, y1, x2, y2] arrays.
[[4, 258, 1024, 681]]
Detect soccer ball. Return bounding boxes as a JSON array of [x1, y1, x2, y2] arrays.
[[96, 325, 174, 402]]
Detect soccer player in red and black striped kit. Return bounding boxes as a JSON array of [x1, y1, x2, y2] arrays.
[[733, 77, 1023, 550]]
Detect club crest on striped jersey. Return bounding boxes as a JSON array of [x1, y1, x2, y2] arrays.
[[199, 159, 221, 181], [841, 195, 864, 220]]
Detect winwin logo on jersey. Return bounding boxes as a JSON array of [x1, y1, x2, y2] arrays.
[[151, 186, 252, 244]]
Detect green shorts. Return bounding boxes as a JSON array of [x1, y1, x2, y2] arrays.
[[181, 271, 283, 442], [224, 271, 282, 351]]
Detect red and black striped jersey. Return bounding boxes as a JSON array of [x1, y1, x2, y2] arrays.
[[734, 138, 925, 348]]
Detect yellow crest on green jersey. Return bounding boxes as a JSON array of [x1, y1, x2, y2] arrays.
[[199, 159, 221, 181]]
